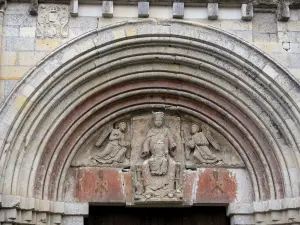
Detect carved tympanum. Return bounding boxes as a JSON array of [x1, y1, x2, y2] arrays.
[[37, 4, 69, 39], [91, 121, 131, 165], [185, 124, 223, 165], [71, 112, 244, 170], [133, 112, 183, 203]]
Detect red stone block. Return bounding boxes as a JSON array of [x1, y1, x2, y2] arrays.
[[183, 171, 197, 205], [195, 168, 237, 204], [75, 168, 125, 203], [122, 171, 133, 205]]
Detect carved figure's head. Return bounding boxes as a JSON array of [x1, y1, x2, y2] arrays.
[[191, 124, 200, 134], [152, 112, 164, 128], [118, 121, 127, 132]]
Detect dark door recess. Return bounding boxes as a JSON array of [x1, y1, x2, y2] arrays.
[[86, 206, 230, 225]]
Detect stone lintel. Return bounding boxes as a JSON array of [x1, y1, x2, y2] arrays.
[[173, 1, 184, 19], [208, 3, 218, 20], [102, 0, 114, 18]]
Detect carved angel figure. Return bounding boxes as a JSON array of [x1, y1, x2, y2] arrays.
[[186, 124, 222, 165], [91, 122, 130, 164]]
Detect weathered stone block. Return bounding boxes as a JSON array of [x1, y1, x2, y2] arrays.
[[52, 202, 64, 214], [35, 39, 62, 51], [2, 195, 20, 208], [20, 27, 36, 37], [74, 168, 125, 203], [102, 1, 113, 18], [62, 216, 84, 225], [287, 21, 300, 31], [183, 171, 196, 205], [277, 2, 290, 21], [123, 171, 133, 205], [1, 51, 17, 65], [3, 80, 18, 98], [195, 168, 237, 204], [69, 17, 98, 28], [0, 66, 30, 80], [208, 3, 218, 20], [138, 1, 149, 18], [5, 37, 35, 51], [4, 15, 36, 27], [21, 210, 33, 223], [18, 52, 48, 66], [173, 2, 184, 19], [52, 214, 62, 224], [241, 3, 253, 21], [3, 26, 19, 36], [64, 203, 88, 215]]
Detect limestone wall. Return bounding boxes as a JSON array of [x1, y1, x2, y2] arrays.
[[0, 3, 300, 103]]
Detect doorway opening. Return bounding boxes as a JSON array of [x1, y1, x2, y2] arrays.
[[85, 206, 230, 225]]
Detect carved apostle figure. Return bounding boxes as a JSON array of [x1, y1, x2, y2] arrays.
[[137, 112, 181, 199], [186, 124, 222, 165], [91, 121, 130, 164]]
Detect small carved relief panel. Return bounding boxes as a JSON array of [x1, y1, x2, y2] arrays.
[[72, 119, 131, 168], [182, 116, 244, 169], [37, 4, 69, 39]]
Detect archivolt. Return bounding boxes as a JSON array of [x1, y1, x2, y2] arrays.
[[0, 19, 300, 203]]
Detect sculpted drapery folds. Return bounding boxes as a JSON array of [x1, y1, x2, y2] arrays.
[[92, 121, 130, 164], [141, 112, 177, 175], [186, 124, 222, 165], [134, 112, 182, 201]]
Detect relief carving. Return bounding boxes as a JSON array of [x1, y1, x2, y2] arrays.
[[182, 119, 244, 168], [132, 112, 183, 203], [71, 112, 244, 203], [185, 124, 223, 166], [91, 121, 131, 165], [37, 4, 69, 39], [71, 120, 131, 167]]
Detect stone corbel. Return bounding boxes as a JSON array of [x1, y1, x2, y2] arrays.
[[102, 0, 114, 18], [173, 0, 184, 19], [70, 0, 79, 17], [277, 0, 290, 21], [241, 3, 253, 21], [138, 0, 149, 18], [207, 3, 218, 20], [29, 0, 38, 16], [0, 0, 7, 13]]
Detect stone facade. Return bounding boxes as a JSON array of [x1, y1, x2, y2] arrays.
[[0, 2, 300, 225]]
